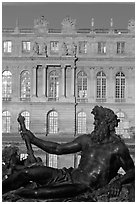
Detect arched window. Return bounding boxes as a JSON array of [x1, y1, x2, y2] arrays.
[[48, 70, 59, 101], [2, 111, 11, 133], [48, 111, 58, 134], [96, 71, 106, 101], [77, 71, 87, 99], [20, 71, 31, 100], [21, 111, 30, 130], [115, 72, 125, 100], [77, 112, 86, 134], [2, 70, 12, 100]]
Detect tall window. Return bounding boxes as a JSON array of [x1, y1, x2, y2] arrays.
[[96, 71, 106, 101], [117, 42, 125, 54], [48, 154, 58, 168], [77, 71, 87, 100], [79, 41, 87, 54], [98, 42, 106, 54], [2, 71, 12, 100], [22, 41, 31, 53], [48, 70, 59, 101], [2, 111, 11, 133], [77, 112, 86, 134], [50, 41, 59, 54], [48, 111, 58, 134], [3, 41, 12, 53], [21, 111, 30, 130], [20, 71, 31, 100], [115, 72, 125, 101]]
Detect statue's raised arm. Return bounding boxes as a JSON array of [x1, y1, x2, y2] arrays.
[[17, 114, 36, 163]]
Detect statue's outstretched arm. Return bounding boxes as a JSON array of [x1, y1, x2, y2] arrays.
[[31, 135, 82, 155]]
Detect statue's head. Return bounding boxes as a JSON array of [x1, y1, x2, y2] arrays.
[[91, 106, 120, 142], [91, 106, 120, 131]]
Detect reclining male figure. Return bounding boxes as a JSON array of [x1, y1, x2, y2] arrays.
[[2, 106, 135, 199]]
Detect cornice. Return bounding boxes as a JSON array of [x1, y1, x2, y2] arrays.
[[2, 56, 135, 62]]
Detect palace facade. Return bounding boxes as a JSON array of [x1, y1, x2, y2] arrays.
[[2, 16, 135, 167]]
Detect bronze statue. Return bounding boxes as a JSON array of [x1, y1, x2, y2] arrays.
[[2, 106, 134, 200]]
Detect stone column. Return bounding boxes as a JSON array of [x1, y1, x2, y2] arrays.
[[61, 65, 66, 97], [71, 66, 75, 97], [89, 67, 95, 102], [108, 67, 114, 102], [32, 66, 37, 97], [42, 65, 47, 97]]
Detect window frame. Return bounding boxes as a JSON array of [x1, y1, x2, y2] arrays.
[[47, 111, 58, 134], [2, 111, 11, 133], [3, 40, 12, 53], [96, 71, 106, 101], [115, 72, 125, 101], [20, 70, 31, 101], [78, 41, 87, 54], [117, 42, 125, 54], [98, 42, 106, 54], [2, 70, 12, 100], [48, 70, 59, 101], [77, 111, 87, 134], [77, 71, 88, 100], [50, 41, 59, 55], [22, 41, 31, 53]]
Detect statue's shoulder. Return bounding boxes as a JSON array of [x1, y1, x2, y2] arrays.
[[76, 134, 91, 143]]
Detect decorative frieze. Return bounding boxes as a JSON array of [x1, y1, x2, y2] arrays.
[[61, 16, 76, 34]]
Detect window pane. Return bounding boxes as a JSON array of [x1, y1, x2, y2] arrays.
[[22, 41, 31, 52], [48, 154, 58, 168], [96, 71, 106, 99], [2, 71, 12, 99], [78, 112, 86, 133], [2, 111, 11, 133], [50, 41, 59, 54], [115, 72, 125, 99], [48, 111, 58, 134], [79, 41, 87, 54], [48, 70, 59, 100], [77, 71, 87, 98], [20, 71, 31, 99], [3, 41, 12, 53]]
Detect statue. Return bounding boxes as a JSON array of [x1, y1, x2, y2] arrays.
[[33, 42, 39, 55], [2, 106, 134, 201]]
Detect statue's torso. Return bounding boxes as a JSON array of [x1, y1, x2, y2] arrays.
[[72, 135, 122, 189]]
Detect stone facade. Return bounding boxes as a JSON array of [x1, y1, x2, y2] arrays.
[[2, 17, 135, 167]]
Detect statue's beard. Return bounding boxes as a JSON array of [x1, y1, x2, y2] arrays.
[[91, 122, 109, 143]]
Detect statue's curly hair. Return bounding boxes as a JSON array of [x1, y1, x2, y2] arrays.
[[91, 106, 120, 131]]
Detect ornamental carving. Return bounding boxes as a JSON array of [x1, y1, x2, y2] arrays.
[[34, 16, 49, 33], [33, 41, 48, 56], [61, 16, 76, 34], [128, 19, 135, 32], [62, 41, 77, 56]]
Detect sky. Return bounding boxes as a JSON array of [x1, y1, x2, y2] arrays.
[[2, 2, 135, 29]]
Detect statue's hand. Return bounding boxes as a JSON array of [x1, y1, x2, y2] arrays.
[[17, 114, 25, 125], [108, 180, 122, 197]]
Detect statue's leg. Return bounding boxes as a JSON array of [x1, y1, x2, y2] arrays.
[[2, 166, 59, 194], [15, 183, 88, 199]]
